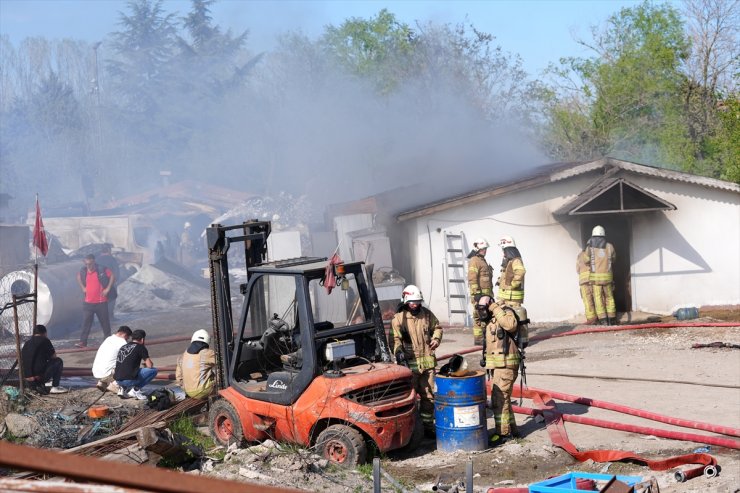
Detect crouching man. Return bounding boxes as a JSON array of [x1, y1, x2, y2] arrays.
[[114, 329, 157, 400], [176, 329, 215, 399], [21, 324, 67, 394], [92, 326, 132, 393]]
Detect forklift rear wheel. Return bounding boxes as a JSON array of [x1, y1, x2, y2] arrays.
[[316, 424, 367, 467], [209, 399, 244, 447]]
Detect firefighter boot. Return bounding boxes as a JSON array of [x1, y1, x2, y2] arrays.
[[599, 318, 608, 326], [608, 317, 618, 326]]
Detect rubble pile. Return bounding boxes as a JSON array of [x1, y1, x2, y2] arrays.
[[117, 265, 210, 312], [203, 440, 373, 492], [209, 193, 315, 233]]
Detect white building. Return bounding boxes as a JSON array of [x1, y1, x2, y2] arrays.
[[333, 158, 740, 324]]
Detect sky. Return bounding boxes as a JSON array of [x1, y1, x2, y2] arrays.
[[0, 0, 664, 76]]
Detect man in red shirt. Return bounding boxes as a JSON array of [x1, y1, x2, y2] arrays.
[[76, 254, 115, 348]]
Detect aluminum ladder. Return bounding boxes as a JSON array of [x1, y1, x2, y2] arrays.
[[443, 231, 470, 325]]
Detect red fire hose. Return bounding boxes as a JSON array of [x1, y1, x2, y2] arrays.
[[437, 321, 739, 362], [57, 334, 191, 354], [519, 385, 740, 438], [512, 402, 740, 449]]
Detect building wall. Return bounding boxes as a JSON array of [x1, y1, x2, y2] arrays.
[[628, 176, 740, 313], [402, 172, 740, 323], [405, 175, 597, 323]]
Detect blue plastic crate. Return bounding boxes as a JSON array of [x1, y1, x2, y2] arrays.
[[529, 472, 642, 492]]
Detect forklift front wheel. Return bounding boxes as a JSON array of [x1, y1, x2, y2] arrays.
[[315, 424, 367, 467], [209, 399, 244, 447]]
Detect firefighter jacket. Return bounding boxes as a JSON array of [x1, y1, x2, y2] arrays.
[[176, 346, 216, 399], [586, 241, 615, 285], [468, 254, 493, 298], [483, 302, 521, 369], [576, 251, 591, 285], [497, 257, 526, 303], [391, 307, 443, 373]]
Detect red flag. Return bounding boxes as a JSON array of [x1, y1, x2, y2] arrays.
[[33, 197, 49, 256]]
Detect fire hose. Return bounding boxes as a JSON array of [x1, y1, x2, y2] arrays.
[[518, 385, 740, 438], [439, 321, 736, 489], [437, 321, 739, 362]]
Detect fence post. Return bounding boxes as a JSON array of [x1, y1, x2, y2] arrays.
[[12, 295, 25, 393]]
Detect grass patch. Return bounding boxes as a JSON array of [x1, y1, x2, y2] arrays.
[[158, 416, 223, 468]]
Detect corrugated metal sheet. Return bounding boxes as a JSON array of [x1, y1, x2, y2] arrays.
[[397, 157, 739, 221]]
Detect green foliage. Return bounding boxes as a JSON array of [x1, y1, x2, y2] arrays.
[[321, 9, 416, 93], [539, 0, 738, 181]]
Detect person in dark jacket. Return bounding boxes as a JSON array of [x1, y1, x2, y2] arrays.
[[21, 324, 67, 394], [114, 329, 157, 400]]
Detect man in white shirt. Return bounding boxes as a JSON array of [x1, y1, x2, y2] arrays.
[[92, 326, 132, 392]]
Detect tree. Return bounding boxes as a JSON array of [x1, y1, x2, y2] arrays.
[[107, 0, 178, 114], [540, 2, 694, 167]]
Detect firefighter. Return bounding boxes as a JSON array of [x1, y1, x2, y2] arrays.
[[576, 249, 597, 324], [478, 295, 521, 443], [467, 238, 493, 346], [585, 225, 616, 325], [496, 235, 526, 305], [391, 284, 443, 435]]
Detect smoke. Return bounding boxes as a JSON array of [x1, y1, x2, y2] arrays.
[[0, 4, 547, 225]]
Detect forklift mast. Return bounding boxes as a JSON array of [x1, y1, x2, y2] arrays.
[[206, 220, 271, 390]]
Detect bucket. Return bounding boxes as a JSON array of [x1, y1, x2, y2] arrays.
[[675, 307, 699, 320], [434, 370, 488, 452]]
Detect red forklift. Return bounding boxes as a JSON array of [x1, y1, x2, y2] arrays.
[[206, 221, 421, 466]]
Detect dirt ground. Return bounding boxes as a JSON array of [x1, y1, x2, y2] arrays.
[[4, 307, 739, 492]]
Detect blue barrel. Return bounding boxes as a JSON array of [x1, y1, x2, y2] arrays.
[[434, 370, 488, 452], [675, 307, 699, 320]]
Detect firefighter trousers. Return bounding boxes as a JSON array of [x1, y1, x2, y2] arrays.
[[592, 282, 616, 320], [471, 302, 483, 341], [579, 284, 597, 324], [413, 370, 436, 430], [491, 367, 518, 436]]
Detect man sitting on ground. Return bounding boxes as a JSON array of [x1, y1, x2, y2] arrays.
[[92, 326, 132, 393], [21, 324, 67, 394], [114, 329, 157, 400], [176, 329, 215, 399]]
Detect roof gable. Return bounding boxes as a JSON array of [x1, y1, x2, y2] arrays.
[[397, 157, 739, 221], [553, 177, 676, 215]]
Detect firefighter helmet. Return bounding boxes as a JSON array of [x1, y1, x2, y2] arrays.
[[184, 222, 191, 229], [499, 235, 515, 248], [472, 238, 489, 251], [401, 284, 423, 304], [592, 225, 605, 237], [191, 329, 210, 345]]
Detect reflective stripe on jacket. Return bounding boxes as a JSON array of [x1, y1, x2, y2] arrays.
[[176, 348, 216, 399], [483, 303, 520, 369], [468, 255, 493, 296], [497, 257, 525, 302], [391, 307, 443, 372], [576, 251, 591, 285], [587, 243, 615, 284]]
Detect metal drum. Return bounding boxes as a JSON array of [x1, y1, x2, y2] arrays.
[[434, 370, 488, 452]]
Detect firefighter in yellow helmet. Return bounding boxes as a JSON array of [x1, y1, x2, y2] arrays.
[[585, 225, 617, 325], [496, 235, 526, 305], [391, 284, 442, 435], [576, 249, 597, 324], [467, 238, 493, 346], [477, 295, 523, 443]]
